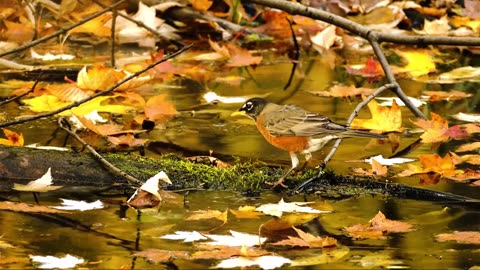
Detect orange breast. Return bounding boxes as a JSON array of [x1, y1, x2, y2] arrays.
[[256, 119, 309, 152]]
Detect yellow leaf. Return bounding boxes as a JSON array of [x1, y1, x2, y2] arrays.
[[395, 49, 437, 77], [350, 99, 403, 132], [23, 95, 136, 116]]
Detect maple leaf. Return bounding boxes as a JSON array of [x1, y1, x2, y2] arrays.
[[144, 94, 178, 122], [133, 249, 189, 264], [186, 209, 228, 224], [230, 206, 264, 219], [411, 112, 449, 144], [68, 13, 112, 37], [353, 159, 387, 176], [350, 99, 403, 132], [0, 128, 24, 146], [192, 246, 270, 260], [204, 230, 266, 247], [262, 213, 320, 231], [3, 20, 34, 43], [394, 49, 437, 77], [0, 201, 67, 214], [435, 231, 480, 245], [444, 169, 480, 182], [397, 153, 462, 177], [216, 255, 291, 269], [456, 142, 480, 152], [107, 134, 147, 147], [225, 44, 263, 67], [309, 85, 376, 98], [255, 198, 329, 218], [271, 227, 337, 248], [344, 211, 416, 240], [423, 90, 472, 101], [346, 57, 384, 82]]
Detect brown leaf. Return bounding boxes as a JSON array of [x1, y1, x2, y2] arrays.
[[0, 201, 67, 214], [262, 213, 319, 231], [133, 249, 189, 264], [271, 227, 336, 248], [411, 112, 449, 144], [186, 209, 228, 224], [435, 231, 480, 244], [344, 211, 415, 239], [192, 246, 270, 260], [456, 142, 480, 152]]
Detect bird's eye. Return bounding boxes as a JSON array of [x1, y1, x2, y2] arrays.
[[245, 102, 253, 111]]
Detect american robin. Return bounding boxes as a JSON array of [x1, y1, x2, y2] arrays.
[[231, 97, 386, 187]]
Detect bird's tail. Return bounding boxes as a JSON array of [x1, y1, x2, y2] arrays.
[[340, 129, 387, 139]]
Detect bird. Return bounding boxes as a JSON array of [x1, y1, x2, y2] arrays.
[[231, 97, 386, 187]]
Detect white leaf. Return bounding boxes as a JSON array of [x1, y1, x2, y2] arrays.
[[29, 254, 84, 269], [160, 231, 207, 242], [204, 230, 266, 247], [376, 97, 425, 107], [30, 49, 75, 61], [216, 255, 291, 269], [13, 168, 62, 192], [451, 112, 480, 123], [255, 198, 330, 217], [365, 155, 415, 165], [203, 91, 246, 104], [51, 199, 103, 211]]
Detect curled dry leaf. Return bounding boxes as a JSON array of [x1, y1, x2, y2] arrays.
[[435, 231, 480, 245], [344, 211, 415, 239]]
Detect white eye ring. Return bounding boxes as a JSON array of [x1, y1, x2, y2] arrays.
[[245, 102, 253, 110]]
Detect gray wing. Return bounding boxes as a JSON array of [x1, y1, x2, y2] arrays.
[[261, 104, 348, 136]]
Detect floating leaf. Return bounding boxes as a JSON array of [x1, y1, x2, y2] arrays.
[[255, 198, 329, 218], [435, 231, 480, 245], [344, 211, 416, 239], [13, 168, 62, 192], [350, 99, 403, 133]]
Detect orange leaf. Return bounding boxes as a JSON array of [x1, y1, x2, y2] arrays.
[[225, 44, 262, 67], [350, 99, 403, 132], [397, 153, 461, 177], [186, 209, 228, 224], [0, 128, 24, 146], [435, 231, 480, 245], [411, 112, 449, 144], [144, 94, 178, 122]]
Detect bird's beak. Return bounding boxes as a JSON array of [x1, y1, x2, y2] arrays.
[[230, 111, 246, 117]]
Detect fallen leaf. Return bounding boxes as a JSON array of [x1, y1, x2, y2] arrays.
[[309, 85, 376, 98], [160, 231, 207, 242], [271, 227, 337, 248], [394, 49, 437, 77], [230, 206, 264, 219], [192, 246, 270, 260], [422, 90, 472, 101], [451, 112, 480, 123], [350, 99, 403, 133], [411, 112, 449, 144], [30, 254, 84, 269], [133, 249, 189, 264], [204, 230, 266, 247], [262, 213, 320, 231], [456, 142, 480, 152], [444, 169, 480, 182], [344, 211, 416, 239], [397, 153, 461, 177], [364, 155, 415, 165], [435, 231, 480, 244], [13, 168, 62, 192], [51, 199, 103, 211], [186, 209, 228, 224], [255, 198, 330, 218], [0, 128, 24, 146], [216, 255, 291, 269], [0, 201, 67, 214]]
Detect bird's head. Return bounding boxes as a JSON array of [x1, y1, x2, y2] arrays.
[[231, 98, 268, 121]]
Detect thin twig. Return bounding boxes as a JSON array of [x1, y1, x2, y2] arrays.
[[58, 117, 144, 186], [0, 80, 39, 107], [111, 7, 117, 68], [0, 44, 193, 128], [0, 0, 126, 59], [283, 17, 300, 90]]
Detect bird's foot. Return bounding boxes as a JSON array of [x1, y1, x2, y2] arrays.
[[266, 178, 288, 188]]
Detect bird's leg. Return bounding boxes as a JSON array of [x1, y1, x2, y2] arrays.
[[295, 152, 312, 173], [267, 152, 299, 188]]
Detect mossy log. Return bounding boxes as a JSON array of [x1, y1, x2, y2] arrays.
[[0, 145, 477, 205]]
